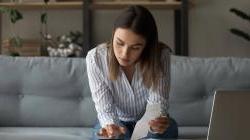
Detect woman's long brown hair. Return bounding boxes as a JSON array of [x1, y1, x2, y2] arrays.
[[108, 5, 169, 91]]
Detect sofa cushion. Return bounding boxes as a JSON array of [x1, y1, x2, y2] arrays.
[[0, 127, 93, 140], [178, 126, 208, 139], [0, 56, 96, 127], [169, 56, 250, 126]]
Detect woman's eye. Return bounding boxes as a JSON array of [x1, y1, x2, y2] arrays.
[[116, 42, 123, 46], [132, 46, 141, 50]]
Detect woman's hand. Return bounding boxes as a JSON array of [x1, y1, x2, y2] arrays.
[[97, 124, 126, 138], [148, 116, 170, 134]]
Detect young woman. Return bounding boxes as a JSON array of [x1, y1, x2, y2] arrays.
[[86, 5, 178, 140]]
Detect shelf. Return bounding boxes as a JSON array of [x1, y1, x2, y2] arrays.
[[91, 1, 183, 10], [0, 2, 83, 10], [0, 1, 186, 10], [0, 0, 192, 56]]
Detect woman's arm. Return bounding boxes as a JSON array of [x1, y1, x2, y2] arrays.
[[86, 52, 119, 128]]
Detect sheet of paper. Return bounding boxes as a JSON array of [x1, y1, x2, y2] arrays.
[[131, 103, 162, 140]]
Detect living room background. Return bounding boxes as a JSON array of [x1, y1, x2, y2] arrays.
[[1, 0, 250, 57]]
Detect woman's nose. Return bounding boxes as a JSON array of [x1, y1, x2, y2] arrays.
[[121, 47, 129, 58]]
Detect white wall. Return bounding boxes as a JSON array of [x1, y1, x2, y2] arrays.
[[1, 0, 250, 57], [189, 0, 250, 57]]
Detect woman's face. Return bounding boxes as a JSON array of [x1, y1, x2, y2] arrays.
[[113, 28, 146, 68]]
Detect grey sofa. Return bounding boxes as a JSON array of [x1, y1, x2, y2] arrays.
[[0, 55, 250, 140]]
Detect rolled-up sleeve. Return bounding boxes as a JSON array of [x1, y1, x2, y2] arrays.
[[86, 52, 119, 128], [147, 49, 171, 116]]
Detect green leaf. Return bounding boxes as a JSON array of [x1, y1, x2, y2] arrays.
[[41, 13, 48, 24], [10, 9, 23, 24], [230, 28, 250, 41], [230, 8, 250, 21], [0, 7, 8, 13], [0, 7, 23, 24]]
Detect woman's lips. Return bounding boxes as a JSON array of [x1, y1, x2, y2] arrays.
[[120, 58, 130, 62]]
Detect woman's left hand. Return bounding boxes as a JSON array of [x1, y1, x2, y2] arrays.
[[148, 116, 170, 134]]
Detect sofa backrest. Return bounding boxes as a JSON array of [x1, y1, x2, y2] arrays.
[[1, 55, 250, 128], [0, 56, 96, 127], [169, 56, 250, 127]]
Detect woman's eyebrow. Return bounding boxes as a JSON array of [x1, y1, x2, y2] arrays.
[[116, 38, 124, 43], [117, 37, 144, 47]]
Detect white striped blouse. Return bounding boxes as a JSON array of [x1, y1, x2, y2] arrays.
[[86, 43, 171, 128]]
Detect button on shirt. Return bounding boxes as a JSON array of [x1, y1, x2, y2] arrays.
[[86, 43, 171, 127]]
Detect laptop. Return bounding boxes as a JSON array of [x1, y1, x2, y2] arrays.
[[207, 90, 250, 140]]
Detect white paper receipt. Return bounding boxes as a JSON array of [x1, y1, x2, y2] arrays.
[[131, 103, 162, 140]]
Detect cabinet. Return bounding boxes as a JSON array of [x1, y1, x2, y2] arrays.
[[0, 0, 191, 56]]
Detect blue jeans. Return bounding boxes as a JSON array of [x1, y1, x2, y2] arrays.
[[92, 118, 178, 140]]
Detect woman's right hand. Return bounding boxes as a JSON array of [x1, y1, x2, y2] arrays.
[[97, 124, 126, 139]]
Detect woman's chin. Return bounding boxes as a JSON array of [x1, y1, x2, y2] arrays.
[[118, 61, 131, 67], [119, 63, 130, 67]]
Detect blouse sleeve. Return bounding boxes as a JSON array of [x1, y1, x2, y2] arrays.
[[147, 48, 171, 116], [86, 51, 120, 128]]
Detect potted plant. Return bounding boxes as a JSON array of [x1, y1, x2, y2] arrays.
[[229, 8, 250, 42], [0, 7, 23, 56], [40, 0, 83, 57], [46, 31, 84, 57]]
